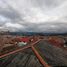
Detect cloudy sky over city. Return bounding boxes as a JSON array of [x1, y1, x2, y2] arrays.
[[0, 0, 67, 33]]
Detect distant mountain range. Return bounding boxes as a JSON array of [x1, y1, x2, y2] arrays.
[[0, 31, 67, 36], [9, 32, 67, 36]]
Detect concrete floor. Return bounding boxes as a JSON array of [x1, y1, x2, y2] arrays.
[[35, 40, 67, 66], [0, 40, 67, 67], [0, 49, 42, 67]]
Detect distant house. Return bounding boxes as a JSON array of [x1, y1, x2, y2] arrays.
[[19, 37, 30, 43], [48, 37, 64, 47], [17, 37, 30, 46]]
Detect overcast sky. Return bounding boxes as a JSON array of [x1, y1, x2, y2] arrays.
[[0, 0, 67, 33]]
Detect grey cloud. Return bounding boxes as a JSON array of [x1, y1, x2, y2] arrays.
[[19, 23, 67, 33], [32, 0, 65, 9], [0, 8, 22, 22], [0, 0, 67, 33]]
